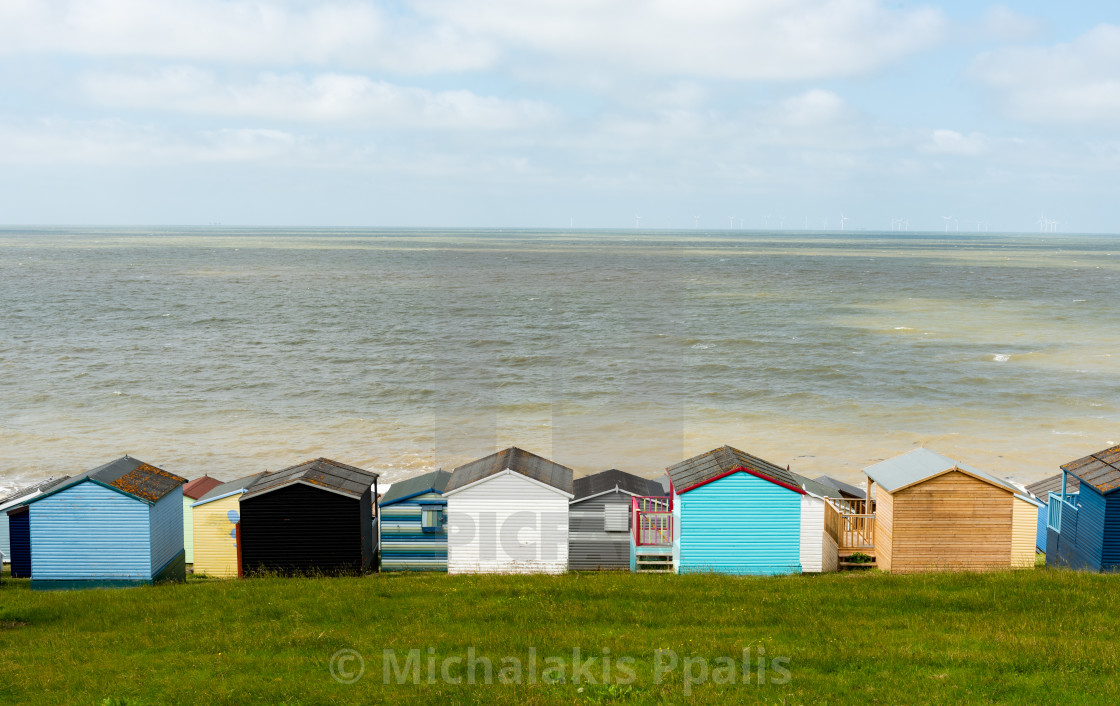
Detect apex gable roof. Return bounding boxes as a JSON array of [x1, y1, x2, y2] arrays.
[[812, 475, 866, 499], [182, 475, 225, 500], [864, 448, 1016, 495], [445, 447, 574, 495], [666, 446, 804, 495], [573, 469, 666, 502], [0, 476, 71, 510], [1061, 445, 1120, 495], [379, 469, 453, 506], [1025, 472, 1079, 501], [194, 473, 267, 505], [242, 458, 378, 501], [18, 456, 186, 506]]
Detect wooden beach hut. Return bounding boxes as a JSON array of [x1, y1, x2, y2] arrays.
[[238, 458, 378, 575], [190, 473, 265, 578], [379, 470, 452, 571], [663, 445, 815, 575], [1045, 445, 1120, 572], [444, 447, 573, 575], [181, 475, 224, 567], [10, 456, 187, 589], [0, 477, 69, 570], [1026, 473, 1079, 554], [864, 448, 1029, 573], [569, 469, 665, 571]]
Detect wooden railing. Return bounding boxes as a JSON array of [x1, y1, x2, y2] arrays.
[[824, 498, 875, 553], [632, 496, 673, 547]]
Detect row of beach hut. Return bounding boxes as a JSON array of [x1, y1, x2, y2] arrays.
[[3, 442, 1118, 588]]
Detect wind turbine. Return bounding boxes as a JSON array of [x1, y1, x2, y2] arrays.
[[1037, 214, 1047, 233], [728, 216, 735, 230], [839, 213, 848, 231], [694, 215, 700, 229], [943, 215, 953, 233], [635, 214, 642, 229]]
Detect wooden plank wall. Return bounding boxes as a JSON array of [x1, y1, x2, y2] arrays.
[[874, 484, 894, 573], [890, 471, 1012, 573], [1011, 497, 1037, 568]]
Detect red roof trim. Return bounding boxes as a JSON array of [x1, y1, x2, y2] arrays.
[[677, 465, 806, 496], [182, 475, 224, 500]]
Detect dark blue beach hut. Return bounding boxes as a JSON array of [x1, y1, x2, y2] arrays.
[[1046, 445, 1120, 572]]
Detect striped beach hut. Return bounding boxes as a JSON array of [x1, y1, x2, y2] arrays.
[[239, 458, 378, 575], [569, 469, 665, 571], [865, 449, 1032, 573], [379, 470, 452, 571], [445, 447, 574, 574], [1045, 445, 1120, 572], [10, 456, 187, 589], [181, 475, 223, 566], [0, 477, 69, 572], [190, 473, 265, 578], [664, 446, 810, 575]]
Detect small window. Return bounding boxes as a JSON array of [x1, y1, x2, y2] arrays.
[[421, 507, 444, 533]]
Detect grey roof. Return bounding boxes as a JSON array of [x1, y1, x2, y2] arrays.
[[666, 446, 800, 492], [652, 474, 671, 494], [241, 458, 378, 501], [1025, 472, 1079, 501], [445, 447, 574, 494], [573, 469, 666, 502], [0, 476, 71, 509], [1060, 445, 1120, 495], [864, 449, 1016, 494], [379, 470, 453, 506], [813, 475, 866, 499], [195, 472, 268, 504], [793, 473, 846, 499], [16, 456, 186, 505]]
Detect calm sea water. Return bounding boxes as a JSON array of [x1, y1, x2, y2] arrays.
[[1, 227, 1118, 493]]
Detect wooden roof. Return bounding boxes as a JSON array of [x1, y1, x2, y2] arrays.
[[1025, 472, 1079, 501], [666, 446, 801, 494], [445, 447, 573, 494], [572, 469, 665, 502], [242, 458, 378, 501], [1060, 445, 1120, 495]]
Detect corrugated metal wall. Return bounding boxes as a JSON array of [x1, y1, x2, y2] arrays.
[[30, 482, 151, 580], [678, 472, 802, 575], [380, 491, 447, 571], [1011, 497, 1037, 568], [799, 495, 825, 573], [149, 488, 184, 575], [8, 510, 31, 578], [568, 491, 631, 571], [447, 472, 569, 574], [240, 483, 372, 575], [192, 494, 242, 577]]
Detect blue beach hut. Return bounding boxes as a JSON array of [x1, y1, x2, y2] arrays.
[[1046, 445, 1120, 572], [378, 470, 452, 571], [12, 456, 188, 590], [1026, 473, 1078, 554], [0, 477, 70, 575], [664, 446, 808, 575]]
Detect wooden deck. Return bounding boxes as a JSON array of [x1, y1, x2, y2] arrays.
[[825, 498, 876, 561]]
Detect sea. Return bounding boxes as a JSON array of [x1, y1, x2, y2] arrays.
[[1, 227, 1118, 495]]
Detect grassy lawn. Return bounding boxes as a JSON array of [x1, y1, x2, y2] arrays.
[[0, 565, 1114, 704]]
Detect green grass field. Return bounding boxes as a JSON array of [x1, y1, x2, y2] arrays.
[[0, 565, 1114, 704]]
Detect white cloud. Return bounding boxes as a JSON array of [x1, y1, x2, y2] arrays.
[[921, 129, 990, 156], [416, 0, 948, 81], [81, 68, 555, 129], [976, 6, 1042, 42], [0, 0, 495, 73], [970, 24, 1120, 125]]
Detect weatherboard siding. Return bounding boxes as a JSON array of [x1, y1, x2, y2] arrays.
[[1036, 503, 1048, 553], [30, 482, 152, 580], [380, 491, 447, 571], [677, 472, 802, 576], [569, 491, 632, 571], [183, 495, 196, 564], [192, 494, 242, 578], [150, 488, 184, 575], [1102, 495, 1120, 572], [799, 495, 826, 573], [1011, 497, 1037, 568], [0, 515, 8, 564], [446, 472, 569, 575]]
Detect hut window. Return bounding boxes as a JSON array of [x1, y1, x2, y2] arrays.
[[421, 507, 444, 533], [604, 504, 629, 532]]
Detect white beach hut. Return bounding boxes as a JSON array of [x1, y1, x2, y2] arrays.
[[444, 447, 574, 574]]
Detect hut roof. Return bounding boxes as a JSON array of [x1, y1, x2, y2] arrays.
[[794, 473, 847, 499], [812, 475, 866, 499], [182, 475, 225, 500], [379, 470, 453, 506], [194, 473, 267, 505], [242, 458, 378, 501], [0, 476, 71, 509], [666, 446, 805, 495], [1025, 472, 1079, 501], [573, 469, 666, 502], [17, 456, 186, 506], [1060, 445, 1120, 495], [445, 447, 574, 495], [864, 449, 1016, 495], [652, 474, 671, 494]]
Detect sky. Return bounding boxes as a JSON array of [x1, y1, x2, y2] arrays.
[[1, 1, 1118, 231]]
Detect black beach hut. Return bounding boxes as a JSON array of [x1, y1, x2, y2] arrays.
[[239, 458, 379, 575]]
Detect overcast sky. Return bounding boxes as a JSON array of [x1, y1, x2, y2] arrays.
[[1, 1, 1118, 232]]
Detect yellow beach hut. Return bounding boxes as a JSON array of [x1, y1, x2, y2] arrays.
[[182, 476, 224, 566], [191, 473, 264, 578]]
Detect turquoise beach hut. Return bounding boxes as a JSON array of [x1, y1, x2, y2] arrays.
[[12, 456, 188, 590], [378, 470, 452, 571], [663, 446, 808, 575]]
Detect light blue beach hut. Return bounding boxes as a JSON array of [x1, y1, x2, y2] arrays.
[[0, 477, 69, 566], [12, 456, 188, 590], [378, 470, 452, 571]]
